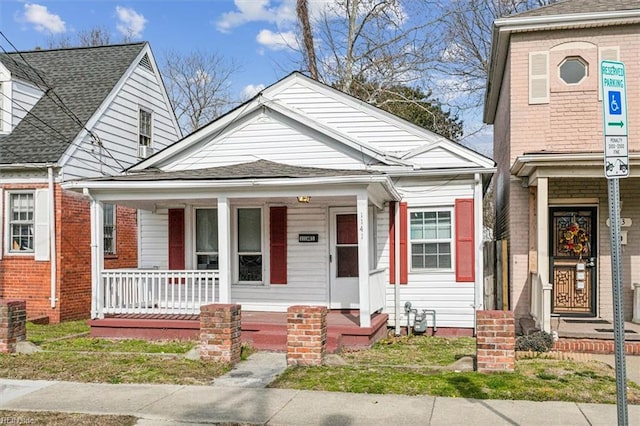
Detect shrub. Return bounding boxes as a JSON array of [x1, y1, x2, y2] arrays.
[[515, 331, 554, 352]]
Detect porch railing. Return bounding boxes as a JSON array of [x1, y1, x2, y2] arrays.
[[530, 272, 552, 333], [98, 270, 219, 317], [369, 268, 387, 313]]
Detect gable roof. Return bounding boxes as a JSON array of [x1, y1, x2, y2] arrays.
[[483, 0, 640, 123], [132, 72, 492, 174], [0, 43, 147, 165]]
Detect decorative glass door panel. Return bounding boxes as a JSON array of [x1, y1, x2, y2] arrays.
[[550, 207, 597, 315]]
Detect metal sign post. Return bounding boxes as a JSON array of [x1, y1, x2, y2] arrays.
[[601, 59, 629, 426]]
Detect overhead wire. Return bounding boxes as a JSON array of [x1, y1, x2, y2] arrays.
[[0, 32, 135, 173]]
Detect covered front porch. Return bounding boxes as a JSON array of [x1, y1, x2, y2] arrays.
[[512, 152, 640, 333], [67, 161, 403, 330]]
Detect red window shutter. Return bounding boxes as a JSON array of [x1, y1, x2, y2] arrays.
[[389, 202, 396, 284], [455, 199, 475, 282], [270, 206, 287, 284], [399, 202, 408, 284], [168, 209, 185, 270]]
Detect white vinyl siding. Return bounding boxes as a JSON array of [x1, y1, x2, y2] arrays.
[[165, 111, 372, 171], [529, 51, 549, 104], [138, 209, 168, 269], [272, 82, 435, 153], [62, 62, 180, 179], [384, 178, 476, 329], [9, 80, 44, 131]]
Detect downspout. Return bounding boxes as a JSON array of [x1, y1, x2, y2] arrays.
[[48, 167, 57, 308], [394, 201, 401, 336]]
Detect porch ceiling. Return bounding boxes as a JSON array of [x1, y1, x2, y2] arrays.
[[511, 152, 640, 185]]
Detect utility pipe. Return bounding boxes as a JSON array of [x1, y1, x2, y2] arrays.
[[48, 167, 57, 308]]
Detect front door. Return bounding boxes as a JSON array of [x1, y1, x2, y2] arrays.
[[329, 208, 359, 309], [550, 207, 597, 316]]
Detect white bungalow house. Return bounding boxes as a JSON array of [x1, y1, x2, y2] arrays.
[[64, 72, 495, 336]]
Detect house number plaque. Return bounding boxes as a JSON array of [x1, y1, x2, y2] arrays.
[[299, 234, 319, 243]]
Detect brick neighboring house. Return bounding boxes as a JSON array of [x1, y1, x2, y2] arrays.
[[484, 0, 640, 332], [0, 43, 181, 323]]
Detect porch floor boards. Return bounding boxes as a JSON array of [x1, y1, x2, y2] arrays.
[[90, 310, 389, 354]]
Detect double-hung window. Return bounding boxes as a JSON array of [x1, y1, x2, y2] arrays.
[[410, 209, 452, 270], [138, 108, 152, 156], [237, 208, 262, 282], [196, 208, 218, 269], [9, 192, 34, 252], [104, 203, 116, 255]]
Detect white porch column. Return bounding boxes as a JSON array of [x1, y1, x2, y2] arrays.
[[474, 173, 484, 311], [218, 196, 231, 303], [536, 177, 550, 332], [88, 195, 104, 319], [357, 191, 371, 327]]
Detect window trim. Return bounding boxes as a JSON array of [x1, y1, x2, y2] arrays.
[[138, 107, 153, 156], [559, 56, 588, 86], [409, 207, 454, 272], [194, 207, 219, 270], [234, 206, 265, 285], [6, 191, 35, 255], [103, 203, 116, 256]]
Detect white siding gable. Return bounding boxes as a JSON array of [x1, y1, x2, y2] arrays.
[[164, 110, 376, 171], [61, 53, 180, 180], [8, 80, 44, 132], [406, 146, 483, 169], [268, 79, 442, 154]]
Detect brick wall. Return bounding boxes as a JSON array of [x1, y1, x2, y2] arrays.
[[0, 300, 27, 353], [0, 184, 139, 323], [286, 305, 327, 366], [200, 304, 241, 364], [476, 310, 515, 373]]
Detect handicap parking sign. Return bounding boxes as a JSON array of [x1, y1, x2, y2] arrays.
[[609, 91, 622, 115]]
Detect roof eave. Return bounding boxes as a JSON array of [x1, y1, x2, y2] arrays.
[[484, 10, 640, 124]]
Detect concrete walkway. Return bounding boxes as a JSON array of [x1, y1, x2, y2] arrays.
[[1, 378, 639, 425]]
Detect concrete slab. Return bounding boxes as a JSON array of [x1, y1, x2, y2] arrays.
[[270, 390, 435, 425], [0, 379, 57, 405], [430, 398, 589, 425], [1, 382, 184, 415], [140, 386, 298, 424], [212, 351, 287, 388], [577, 402, 640, 426]]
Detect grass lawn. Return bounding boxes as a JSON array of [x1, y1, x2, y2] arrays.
[[269, 335, 640, 404], [0, 320, 230, 385], [0, 411, 137, 426]]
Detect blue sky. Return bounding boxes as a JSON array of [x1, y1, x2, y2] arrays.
[[0, 0, 492, 155]]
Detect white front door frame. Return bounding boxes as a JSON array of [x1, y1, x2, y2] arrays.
[[329, 207, 359, 310]]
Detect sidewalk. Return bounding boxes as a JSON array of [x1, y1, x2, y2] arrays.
[[1, 378, 639, 425]]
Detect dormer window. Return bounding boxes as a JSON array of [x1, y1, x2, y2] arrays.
[[559, 57, 588, 85]]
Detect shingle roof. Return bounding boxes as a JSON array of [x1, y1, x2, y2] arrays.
[[98, 159, 379, 181], [0, 43, 146, 164], [511, 0, 640, 18]]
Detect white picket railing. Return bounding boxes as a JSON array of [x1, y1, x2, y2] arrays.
[[530, 272, 552, 333], [98, 270, 219, 317]]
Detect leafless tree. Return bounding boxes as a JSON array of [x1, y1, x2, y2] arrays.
[[297, 0, 318, 79], [432, 0, 556, 110], [160, 50, 241, 134], [296, 0, 443, 107], [47, 26, 116, 48]]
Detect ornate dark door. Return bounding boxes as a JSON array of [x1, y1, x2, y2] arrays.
[[550, 207, 597, 316]]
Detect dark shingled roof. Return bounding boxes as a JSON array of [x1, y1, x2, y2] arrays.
[[511, 0, 640, 18], [0, 43, 146, 164], [95, 159, 380, 182]]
